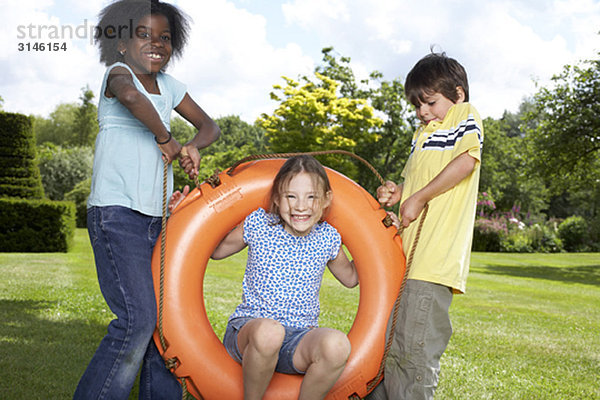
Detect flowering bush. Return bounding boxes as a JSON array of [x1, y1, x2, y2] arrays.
[[473, 192, 563, 253], [473, 217, 506, 252], [477, 192, 497, 217]]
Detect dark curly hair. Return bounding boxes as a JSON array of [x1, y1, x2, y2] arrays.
[[405, 51, 470, 107], [94, 0, 191, 66]]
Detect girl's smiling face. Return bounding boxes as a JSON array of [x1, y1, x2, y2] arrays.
[[120, 13, 172, 75], [276, 172, 331, 237]]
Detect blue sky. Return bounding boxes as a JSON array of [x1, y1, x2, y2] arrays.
[[1, 0, 599, 123]]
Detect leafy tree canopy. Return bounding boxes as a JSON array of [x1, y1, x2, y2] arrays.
[[259, 47, 417, 192], [172, 115, 267, 189], [73, 86, 98, 147], [480, 116, 548, 215], [37, 144, 93, 200], [525, 54, 600, 193], [33, 103, 78, 146], [33, 87, 98, 147], [258, 72, 382, 181]]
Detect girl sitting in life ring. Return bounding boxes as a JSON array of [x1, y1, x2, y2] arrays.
[[169, 155, 400, 400]]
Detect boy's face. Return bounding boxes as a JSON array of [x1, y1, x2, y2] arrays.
[[415, 86, 465, 125]]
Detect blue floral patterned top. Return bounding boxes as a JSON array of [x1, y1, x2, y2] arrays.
[[229, 208, 341, 328]]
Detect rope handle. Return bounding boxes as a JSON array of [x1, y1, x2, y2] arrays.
[[158, 160, 198, 400], [364, 203, 428, 395], [226, 150, 386, 186]]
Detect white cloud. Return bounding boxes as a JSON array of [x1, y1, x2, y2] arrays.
[[271, 0, 600, 118], [456, 1, 599, 117], [282, 0, 350, 28], [1, 0, 103, 116], [553, 0, 600, 59], [0, 0, 598, 122], [1, 0, 315, 123], [170, 0, 315, 122]]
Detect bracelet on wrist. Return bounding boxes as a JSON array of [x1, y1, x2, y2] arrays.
[[155, 131, 172, 145]]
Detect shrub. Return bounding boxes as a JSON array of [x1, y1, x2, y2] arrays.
[[37, 144, 93, 200], [0, 197, 75, 252], [473, 217, 506, 252], [501, 231, 532, 253], [588, 215, 600, 252], [64, 178, 90, 228], [0, 112, 75, 252], [476, 191, 497, 217], [558, 216, 589, 252], [474, 212, 564, 253], [0, 112, 44, 199], [526, 223, 562, 253]]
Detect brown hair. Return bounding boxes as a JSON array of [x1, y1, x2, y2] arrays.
[[269, 155, 332, 221], [405, 52, 469, 107]]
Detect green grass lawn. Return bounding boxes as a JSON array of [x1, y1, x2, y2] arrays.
[[0, 229, 598, 399]]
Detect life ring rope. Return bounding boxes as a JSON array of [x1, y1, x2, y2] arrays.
[[158, 160, 194, 399], [363, 202, 428, 395], [157, 152, 427, 400], [226, 150, 385, 185]]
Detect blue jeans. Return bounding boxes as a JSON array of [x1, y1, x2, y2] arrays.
[[74, 206, 182, 400]]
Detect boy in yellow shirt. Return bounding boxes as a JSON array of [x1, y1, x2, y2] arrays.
[[369, 52, 484, 399]]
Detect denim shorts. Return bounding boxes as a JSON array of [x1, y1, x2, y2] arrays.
[[223, 317, 311, 374]]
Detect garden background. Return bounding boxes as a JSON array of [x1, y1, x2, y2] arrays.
[[3, 47, 598, 252], [0, 47, 599, 398]]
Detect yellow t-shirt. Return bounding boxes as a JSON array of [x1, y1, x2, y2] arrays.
[[400, 102, 483, 293]]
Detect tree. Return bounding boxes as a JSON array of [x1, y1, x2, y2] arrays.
[[479, 116, 548, 215], [525, 54, 600, 193], [358, 73, 415, 191], [525, 53, 600, 219], [33, 86, 98, 147], [37, 144, 93, 200], [171, 115, 267, 189], [258, 72, 382, 182], [72, 86, 98, 147], [316, 47, 362, 98], [33, 103, 78, 146], [0, 112, 44, 199], [312, 48, 415, 192], [210, 115, 266, 154]]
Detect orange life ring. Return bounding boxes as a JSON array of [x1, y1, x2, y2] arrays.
[[151, 159, 406, 400]]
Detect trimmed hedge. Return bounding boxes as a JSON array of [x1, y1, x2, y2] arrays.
[[0, 198, 75, 252], [0, 112, 44, 199]]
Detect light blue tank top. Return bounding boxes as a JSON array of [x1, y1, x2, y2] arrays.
[[87, 62, 187, 216]]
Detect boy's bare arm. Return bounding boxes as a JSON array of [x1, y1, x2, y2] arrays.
[[400, 151, 477, 227]]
